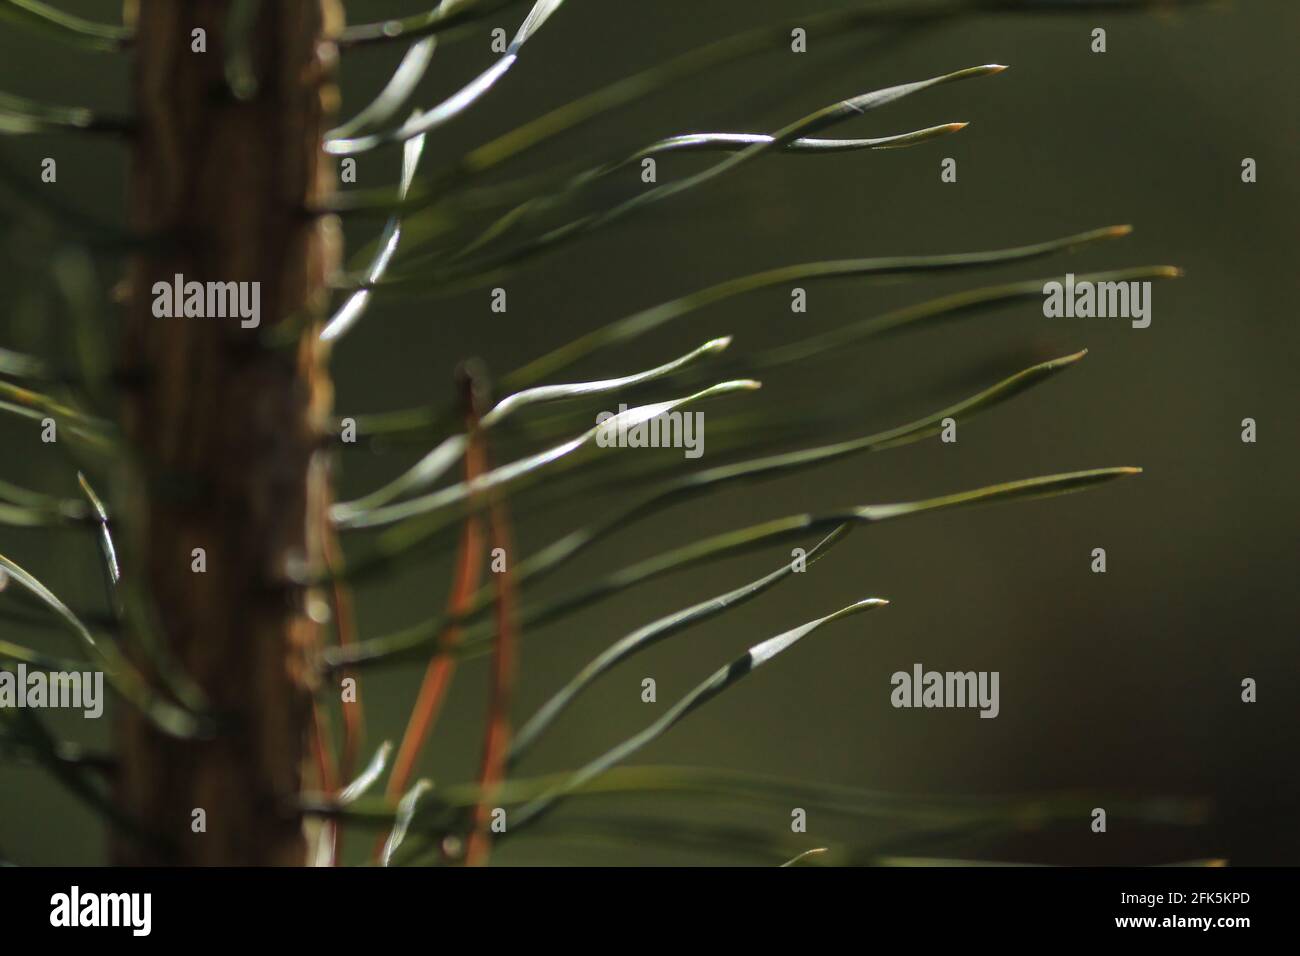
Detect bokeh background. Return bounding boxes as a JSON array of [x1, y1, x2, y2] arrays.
[[0, 0, 1296, 865]]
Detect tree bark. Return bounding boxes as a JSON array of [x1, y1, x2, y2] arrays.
[[115, 0, 341, 865]]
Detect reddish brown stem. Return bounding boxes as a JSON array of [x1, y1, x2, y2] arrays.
[[385, 505, 486, 797], [376, 399, 488, 863], [465, 492, 519, 867]]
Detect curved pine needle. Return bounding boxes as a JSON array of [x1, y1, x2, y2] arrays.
[[339, 0, 522, 48], [416, 4, 951, 203], [382, 779, 433, 867], [76, 471, 121, 620], [508, 597, 890, 832], [0, 551, 203, 737], [328, 0, 1211, 216], [499, 224, 1128, 393], [0, 403, 112, 455], [0, 379, 111, 430], [0, 90, 128, 135], [306, 764, 1207, 834], [338, 742, 393, 804], [0, 479, 74, 513], [606, 263, 1175, 401], [756, 265, 1181, 371], [424, 122, 966, 227], [341, 434, 468, 517], [485, 349, 1089, 625], [327, 467, 1140, 670], [351, 268, 1177, 481], [435, 9, 828, 188], [328, 38, 437, 140], [321, 131, 428, 343], [0, 552, 101, 652], [484, 336, 733, 428], [0, 479, 87, 527], [0, 639, 84, 671], [781, 847, 829, 867], [337, 379, 760, 535], [380, 64, 1004, 286], [325, 7, 882, 215], [659, 123, 967, 155], [0, 344, 50, 380], [387, 807, 820, 865], [343, 408, 838, 568], [509, 524, 854, 768], [431, 348, 1090, 636], [326, 0, 568, 156], [500, 469, 1140, 654], [344, 229, 1134, 447], [0, 0, 131, 52], [0, 504, 51, 527], [451, 122, 968, 263], [332, 336, 733, 520]]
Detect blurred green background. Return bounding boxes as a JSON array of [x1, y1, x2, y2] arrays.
[[0, 0, 1297, 865]]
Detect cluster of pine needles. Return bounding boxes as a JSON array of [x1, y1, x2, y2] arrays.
[[0, 0, 1215, 865]]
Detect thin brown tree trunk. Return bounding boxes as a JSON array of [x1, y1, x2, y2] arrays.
[[114, 0, 341, 865]]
